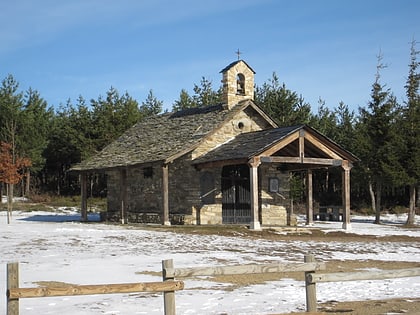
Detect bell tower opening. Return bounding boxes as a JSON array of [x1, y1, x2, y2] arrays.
[[236, 73, 245, 95]]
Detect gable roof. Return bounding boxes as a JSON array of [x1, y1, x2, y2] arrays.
[[71, 101, 275, 172], [220, 59, 256, 74], [192, 125, 359, 167]]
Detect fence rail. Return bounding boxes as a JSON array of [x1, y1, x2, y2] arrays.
[[306, 267, 420, 283], [163, 261, 326, 278]]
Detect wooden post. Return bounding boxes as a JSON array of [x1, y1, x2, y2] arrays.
[[7, 262, 19, 315], [162, 164, 170, 226], [248, 158, 261, 230], [80, 173, 88, 222], [306, 169, 313, 225], [120, 169, 127, 224], [341, 161, 351, 230], [304, 254, 317, 313], [162, 259, 176, 315]]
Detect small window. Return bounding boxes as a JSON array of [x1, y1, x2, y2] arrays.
[[236, 73, 245, 95], [143, 167, 153, 178]]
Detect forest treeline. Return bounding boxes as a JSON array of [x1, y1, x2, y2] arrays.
[[0, 42, 418, 223]]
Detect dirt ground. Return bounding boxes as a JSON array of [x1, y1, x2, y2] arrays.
[[315, 297, 420, 315], [151, 224, 420, 315]]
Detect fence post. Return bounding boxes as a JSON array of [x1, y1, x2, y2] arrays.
[[162, 259, 176, 315], [304, 254, 317, 312], [7, 262, 19, 315]]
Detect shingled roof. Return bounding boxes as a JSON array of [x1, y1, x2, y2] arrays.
[[71, 102, 252, 172], [220, 59, 256, 74], [192, 125, 359, 166], [192, 125, 301, 165]]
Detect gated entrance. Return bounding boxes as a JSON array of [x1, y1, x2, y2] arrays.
[[221, 164, 251, 224]]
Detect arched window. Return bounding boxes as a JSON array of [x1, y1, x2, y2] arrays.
[[236, 73, 245, 95]]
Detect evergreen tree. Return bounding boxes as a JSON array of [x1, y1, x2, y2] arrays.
[[91, 87, 142, 150], [172, 89, 194, 111], [19, 88, 54, 195], [255, 73, 311, 126], [356, 53, 401, 223], [334, 102, 357, 152], [309, 98, 337, 138], [191, 77, 222, 107], [43, 100, 83, 195], [140, 89, 163, 116], [0, 75, 22, 146], [400, 40, 420, 225]]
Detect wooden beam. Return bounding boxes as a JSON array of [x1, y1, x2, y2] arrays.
[[304, 133, 342, 159], [80, 173, 88, 222], [162, 259, 177, 315], [304, 255, 317, 312], [120, 169, 127, 224], [306, 169, 313, 225], [7, 262, 19, 315], [259, 132, 299, 157], [342, 161, 351, 230], [299, 129, 305, 162], [249, 157, 261, 230], [7, 281, 184, 299], [260, 156, 301, 163], [163, 261, 326, 278], [260, 156, 342, 166], [307, 268, 420, 284], [302, 158, 342, 166], [162, 164, 170, 226]]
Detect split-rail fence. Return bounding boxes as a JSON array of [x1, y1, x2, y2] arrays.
[[6, 255, 420, 315]]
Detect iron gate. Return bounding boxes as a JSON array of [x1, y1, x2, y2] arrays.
[[222, 165, 251, 224]]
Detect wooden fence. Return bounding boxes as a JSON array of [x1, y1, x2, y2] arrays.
[[6, 262, 184, 315], [304, 265, 420, 312], [6, 256, 420, 314]]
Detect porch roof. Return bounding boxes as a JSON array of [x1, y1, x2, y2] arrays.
[[192, 124, 359, 167]]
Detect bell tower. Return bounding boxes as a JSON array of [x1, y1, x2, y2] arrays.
[[220, 60, 255, 109]]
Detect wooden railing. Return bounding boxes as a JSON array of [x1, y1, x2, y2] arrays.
[[6, 256, 420, 314], [6, 262, 184, 315], [161, 255, 326, 315], [305, 266, 420, 312]]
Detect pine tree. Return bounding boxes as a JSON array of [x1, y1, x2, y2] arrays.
[[91, 87, 142, 150], [19, 88, 53, 195], [400, 40, 420, 225], [172, 89, 195, 111], [356, 53, 400, 223], [140, 90, 163, 116], [255, 72, 311, 126]]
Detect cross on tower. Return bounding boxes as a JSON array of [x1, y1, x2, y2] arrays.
[[235, 49, 242, 60]]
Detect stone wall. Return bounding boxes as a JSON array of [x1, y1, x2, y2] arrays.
[[259, 165, 292, 226], [192, 107, 272, 159], [105, 162, 295, 226], [106, 166, 164, 222]]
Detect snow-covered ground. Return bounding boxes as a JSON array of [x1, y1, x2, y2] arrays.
[[1, 208, 419, 314]]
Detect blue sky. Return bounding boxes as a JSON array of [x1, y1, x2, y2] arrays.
[[1, 0, 419, 113]]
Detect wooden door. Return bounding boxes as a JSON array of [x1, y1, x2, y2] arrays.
[[222, 165, 251, 224]]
